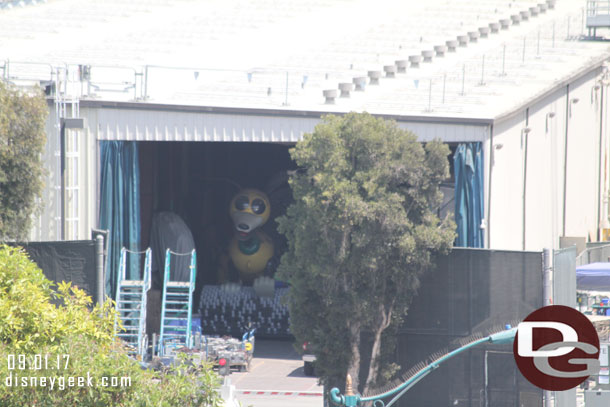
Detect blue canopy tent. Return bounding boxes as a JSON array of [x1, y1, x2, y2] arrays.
[[576, 262, 610, 291]]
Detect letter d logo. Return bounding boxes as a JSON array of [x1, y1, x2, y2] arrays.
[[513, 305, 600, 391], [517, 321, 577, 357]]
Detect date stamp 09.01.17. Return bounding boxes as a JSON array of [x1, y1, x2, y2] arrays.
[[6, 354, 70, 371]]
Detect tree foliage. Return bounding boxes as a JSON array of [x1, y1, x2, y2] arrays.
[[277, 112, 455, 393], [0, 245, 223, 407], [0, 82, 48, 241]]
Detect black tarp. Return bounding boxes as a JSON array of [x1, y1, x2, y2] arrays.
[[11, 240, 98, 303], [149, 212, 196, 287]]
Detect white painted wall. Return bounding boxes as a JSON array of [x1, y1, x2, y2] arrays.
[[29, 106, 61, 242], [489, 112, 526, 250], [29, 104, 98, 242], [489, 67, 608, 251]]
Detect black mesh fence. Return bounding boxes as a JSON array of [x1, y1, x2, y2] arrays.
[[390, 248, 544, 407], [9, 240, 98, 303]]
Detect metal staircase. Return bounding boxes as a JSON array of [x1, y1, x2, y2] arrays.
[[115, 247, 151, 359], [158, 249, 197, 356]]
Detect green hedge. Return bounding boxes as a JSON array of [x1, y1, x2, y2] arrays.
[[0, 245, 222, 406]]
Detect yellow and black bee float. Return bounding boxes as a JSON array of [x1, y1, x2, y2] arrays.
[[226, 188, 275, 284]]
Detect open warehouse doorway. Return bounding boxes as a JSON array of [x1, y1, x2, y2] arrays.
[[138, 141, 296, 287], [100, 140, 297, 338], [99, 138, 472, 338]]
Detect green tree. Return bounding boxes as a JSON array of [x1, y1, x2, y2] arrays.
[[0, 82, 48, 241], [277, 112, 455, 394]]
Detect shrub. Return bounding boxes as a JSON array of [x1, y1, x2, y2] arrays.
[[0, 245, 222, 406]]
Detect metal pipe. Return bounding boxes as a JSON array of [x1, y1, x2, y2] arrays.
[[95, 234, 105, 305], [427, 79, 432, 111], [60, 121, 66, 240], [487, 124, 494, 247], [598, 84, 604, 241], [523, 133, 528, 250], [144, 65, 149, 99], [543, 248, 553, 407], [461, 64, 465, 95], [484, 351, 489, 407], [523, 127, 530, 251], [562, 85, 570, 236], [543, 247, 552, 306], [284, 71, 289, 106]]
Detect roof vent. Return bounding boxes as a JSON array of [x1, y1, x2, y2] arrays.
[[446, 39, 458, 52], [339, 82, 353, 97], [323, 89, 337, 104], [353, 77, 367, 91], [409, 55, 422, 68], [457, 35, 469, 47], [520, 10, 530, 21], [421, 50, 434, 62], [468, 31, 480, 42], [511, 14, 522, 25], [384, 65, 397, 77], [529, 6, 540, 16], [434, 45, 447, 57], [546, 0, 556, 10], [489, 22, 500, 33], [500, 18, 511, 29], [368, 70, 382, 85], [478, 26, 490, 38], [538, 3, 548, 13], [395, 60, 408, 73]]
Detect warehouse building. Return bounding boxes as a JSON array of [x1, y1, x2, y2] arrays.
[[2, 0, 608, 405]]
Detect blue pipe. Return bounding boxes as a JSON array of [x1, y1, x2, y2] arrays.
[[330, 328, 518, 406]]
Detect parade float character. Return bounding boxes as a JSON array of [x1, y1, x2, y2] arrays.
[[226, 188, 275, 284]]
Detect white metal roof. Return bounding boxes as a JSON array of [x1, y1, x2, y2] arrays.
[[1, 0, 609, 120]]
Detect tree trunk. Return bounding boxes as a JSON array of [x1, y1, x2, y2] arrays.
[[346, 319, 362, 392], [362, 304, 393, 395]]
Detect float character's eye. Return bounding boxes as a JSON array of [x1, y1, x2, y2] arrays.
[[251, 198, 266, 215], [234, 196, 249, 211]]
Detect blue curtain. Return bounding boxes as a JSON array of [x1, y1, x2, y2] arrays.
[[99, 141, 141, 299], [454, 142, 484, 248]]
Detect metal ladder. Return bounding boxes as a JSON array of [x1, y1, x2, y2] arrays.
[[115, 247, 151, 360], [158, 249, 197, 356]]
